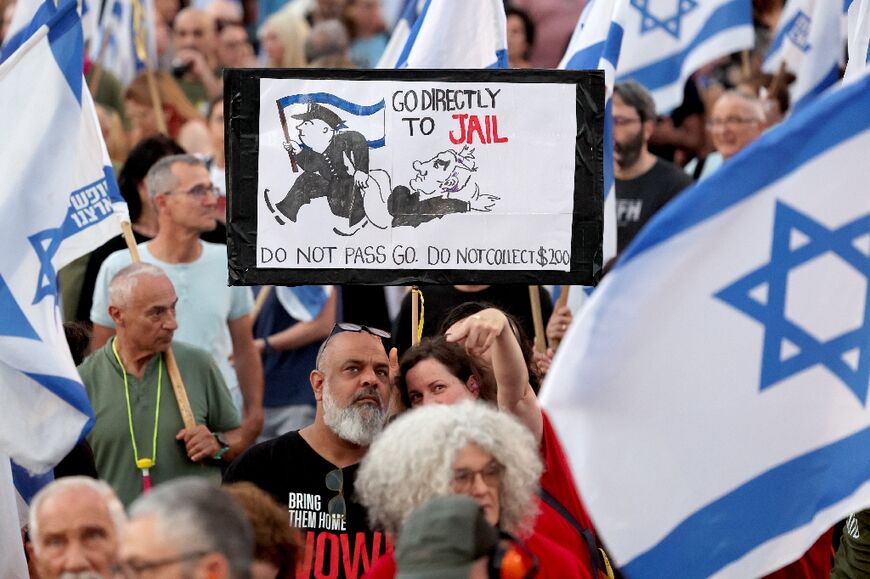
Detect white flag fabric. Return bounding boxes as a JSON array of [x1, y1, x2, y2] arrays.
[[0, 0, 125, 474], [0, 455, 28, 579], [541, 65, 870, 578], [845, 0, 870, 81], [376, 0, 423, 68], [560, 0, 753, 114], [89, 0, 157, 85], [763, 0, 848, 113], [385, 0, 507, 69], [559, 0, 753, 265]]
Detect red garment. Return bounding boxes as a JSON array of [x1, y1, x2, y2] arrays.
[[362, 531, 591, 579], [536, 411, 600, 574], [763, 528, 833, 579]]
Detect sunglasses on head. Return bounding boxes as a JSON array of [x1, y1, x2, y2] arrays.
[[327, 322, 391, 340]]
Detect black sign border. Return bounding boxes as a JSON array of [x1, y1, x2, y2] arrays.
[[225, 68, 605, 286]]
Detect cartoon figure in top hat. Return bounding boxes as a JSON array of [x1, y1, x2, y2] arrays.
[[274, 102, 375, 231]]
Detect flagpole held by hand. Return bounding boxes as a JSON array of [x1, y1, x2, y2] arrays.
[[277, 101, 299, 172]]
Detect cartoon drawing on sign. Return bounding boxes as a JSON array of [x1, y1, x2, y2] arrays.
[[387, 146, 500, 228], [266, 101, 391, 235]]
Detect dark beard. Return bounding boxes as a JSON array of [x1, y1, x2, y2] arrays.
[[614, 130, 645, 171]]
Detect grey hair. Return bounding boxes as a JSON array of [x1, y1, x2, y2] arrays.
[[614, 79, 657, 123], [145, 154, 206, 201], [129, 478, 254, 579], [356, 401, 542, 537], [715, 89, 767, 123], [29, 476, 127, 554], [304, 19, 349, 62], [108, 262, 170, 308]]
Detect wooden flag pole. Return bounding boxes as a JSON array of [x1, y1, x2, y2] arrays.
[[548, 285, 570, 350], [120, 221, 196, 429], [411, 286, 420, 346], [768, 61, 788, 101], [528, 286, 546, 354], [131, 0, 167, 135], [741, 50, 752, 82], [251, 285, 272, 322]]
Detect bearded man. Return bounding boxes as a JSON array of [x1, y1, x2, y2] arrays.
[[612, 80, 693, 253], [223, 323, 394, 578]]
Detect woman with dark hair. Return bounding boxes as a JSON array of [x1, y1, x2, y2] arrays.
[[506, 7, 535, 69], [74, 136, 185, 322], [396, 304, 609, 578]]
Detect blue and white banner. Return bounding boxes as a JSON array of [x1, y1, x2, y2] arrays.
[[383, 0, 507, 69], [0, 0, 124, 475], [89, 0, 156, 85], [763, 0, 847, 113], [541, 65, 870, 578], [845, 0, 870, 81]]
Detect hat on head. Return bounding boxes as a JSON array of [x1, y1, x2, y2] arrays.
[[290, 102, 345, 129], [396, 495, 499, 579]]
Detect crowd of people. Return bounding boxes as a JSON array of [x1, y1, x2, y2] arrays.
[[4, 0, 863, 577]]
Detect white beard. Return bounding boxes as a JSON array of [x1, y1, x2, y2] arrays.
[[322, 383, 387, 446]]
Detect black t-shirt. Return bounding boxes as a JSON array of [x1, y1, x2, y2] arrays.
[[223, 431, 390, 578], [392, 285, 553, 356], [615, 158, 693, 253]]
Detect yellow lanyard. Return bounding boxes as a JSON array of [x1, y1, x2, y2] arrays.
[[111, 338, 162, 471]]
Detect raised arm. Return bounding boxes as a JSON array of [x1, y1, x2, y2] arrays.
[[446, 308, 543, 442]]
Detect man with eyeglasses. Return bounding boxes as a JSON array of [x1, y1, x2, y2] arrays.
[[685, 90, 767, 181], [117, 477, 253, 579], [89, 154, 264, 455], [612, 80, 694, 253], [224, 323, 395, 578], [28, 477, 126, 579]]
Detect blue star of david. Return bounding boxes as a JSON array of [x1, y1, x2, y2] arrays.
[[630, 0, 698, 39], [29, 227, 63, 306], [716, 201, 870, 404]]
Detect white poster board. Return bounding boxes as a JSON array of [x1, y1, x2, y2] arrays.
[[227, 69, 604, 286]]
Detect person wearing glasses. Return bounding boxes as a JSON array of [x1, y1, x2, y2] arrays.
[[684, 90, 767, 182], [27, 477, 126, 579], [357, 401, 587, 578], [224, 322, 395, 578], [117, 478, 253, 579], [89, 154, 264, 454], [612, 80, 694, 253]]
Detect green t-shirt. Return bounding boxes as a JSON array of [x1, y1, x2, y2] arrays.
[[79, 340, 240, 506]]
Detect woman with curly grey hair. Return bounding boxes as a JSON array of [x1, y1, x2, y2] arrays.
[[395, 304, 606, 578], [356, 401, 590, 578]]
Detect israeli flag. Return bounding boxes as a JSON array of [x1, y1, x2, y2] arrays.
[[0, 0, 125, 475], [89, 0, 157, 85], [383, 0, 508, 69], [377, 0, 424, 68], [845, 0, 870, 81], [561, 0, 753, 114], [275, 286, 332, 322], [763, 0, 848, 113], [541, 65, 870, 578]]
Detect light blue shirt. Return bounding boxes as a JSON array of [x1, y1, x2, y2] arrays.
[[90, 241, 253, 411]]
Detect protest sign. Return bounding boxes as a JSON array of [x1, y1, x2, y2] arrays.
[[226, 68, 604, 285]]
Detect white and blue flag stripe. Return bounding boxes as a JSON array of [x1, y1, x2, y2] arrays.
[[383, 0, 507, 69], [763, 0, 848, 113], [542, 65, 870, 578]]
